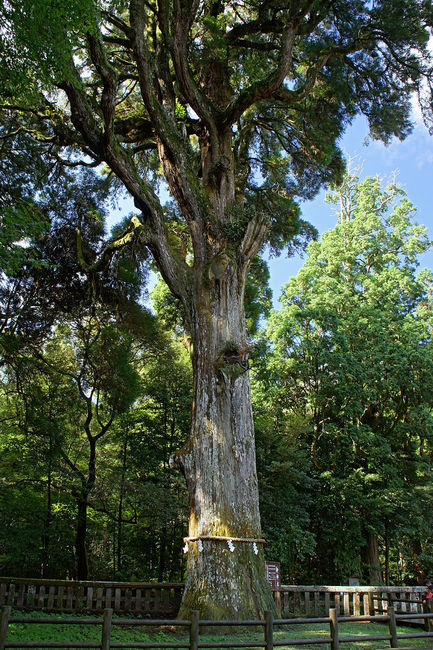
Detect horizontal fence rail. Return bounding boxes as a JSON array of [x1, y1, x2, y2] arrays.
[[0, 578, 429, 619], [2, 605, 433, 649]]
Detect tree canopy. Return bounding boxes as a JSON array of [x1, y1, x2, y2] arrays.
[[2, 0, 432, 287]]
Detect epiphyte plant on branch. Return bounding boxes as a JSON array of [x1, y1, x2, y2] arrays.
[[1, 0, 433, 619]]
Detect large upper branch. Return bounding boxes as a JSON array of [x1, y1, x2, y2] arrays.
[[86, 30, 119, 145], [222, 25, 296, 126], [129, 0, 207, 263], [59, 66, 102, 152], [129, 0, 182, 152], [59, 59, 191, 304], [170, 0, 220, 148]]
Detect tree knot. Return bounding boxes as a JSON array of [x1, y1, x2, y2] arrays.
[[208, 251, 235, 281], [216, 340, 252, 379]]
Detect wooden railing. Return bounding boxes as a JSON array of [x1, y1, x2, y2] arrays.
[[0, 578, 427, 619], [0, 578, 183, 615], [273, 585, 426, 618], [2, 605, 433, 649]]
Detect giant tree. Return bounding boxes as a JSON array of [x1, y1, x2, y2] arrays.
[[2, 0, 433, 617]]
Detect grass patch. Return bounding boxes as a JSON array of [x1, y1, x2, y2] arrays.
[[4, 610, 432, 649]]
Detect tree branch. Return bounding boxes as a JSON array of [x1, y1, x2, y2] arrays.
[[223, 25, 296, 126], [59, 62, 103, 152], [76, 215, 144, 273], [170, 0, 220, 141], [86, 31, 119, 145], [240, 215, 269, 261]]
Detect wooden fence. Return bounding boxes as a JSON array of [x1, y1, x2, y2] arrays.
[[2, 605, 433, 649], [0, 579, 183, 616], [0, 578, 427, 619], [273, 585, 427, 618]]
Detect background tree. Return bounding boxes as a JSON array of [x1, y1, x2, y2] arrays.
[[262, 175, 433, 584], [2, 0, 433, 616], [91, 337, 192, 581], [0, 313, 142, 579]]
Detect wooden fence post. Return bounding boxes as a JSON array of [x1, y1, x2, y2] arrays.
[[275, 591, 281, 617], [388, 605, 398, 648], [190, 610, 199, 650], [329, 608, 339, 650], [264, 610, 273, 650], [423, 599, 433, 632], [101, 608, 113, 650], [368, 592, 374, 617], [0, 606, 11, 650]]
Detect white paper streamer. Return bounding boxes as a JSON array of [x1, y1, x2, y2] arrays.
[[183, 542, 189, 553], [198, 539, 203, 552], [253, 542, 258, 555], [227, 539, 235, 552]]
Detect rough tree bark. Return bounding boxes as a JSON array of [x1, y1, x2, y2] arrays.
[[362, 532, 382, 585], [172, 256, 274, 618]]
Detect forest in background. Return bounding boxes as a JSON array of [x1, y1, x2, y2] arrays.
[[1, 167, 433, 588]]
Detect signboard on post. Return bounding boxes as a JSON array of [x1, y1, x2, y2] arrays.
[[265, 561, 281, 615], [265, 561, 280, 589]]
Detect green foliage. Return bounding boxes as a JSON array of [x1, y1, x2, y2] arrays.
[[256, 175, 433, 583], [1, 0, 98, 95], [2, 0, 431, 266], [0, 310, 192, 580]]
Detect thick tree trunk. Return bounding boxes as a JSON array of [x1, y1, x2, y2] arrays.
[[175, 269, 274, 619], [362, 532, 382, 584], [412, 540, 425, 585]]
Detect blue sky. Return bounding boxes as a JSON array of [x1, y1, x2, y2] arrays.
[[267, 110, 433, 306]]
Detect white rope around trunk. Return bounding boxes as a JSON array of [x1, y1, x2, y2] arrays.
[[182, 535, 266, 555], [183, 535, 266, 543]]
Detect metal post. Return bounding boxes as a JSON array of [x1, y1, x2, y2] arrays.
[[329, 607, 339, 650], [0, 606, 11, 650], [101, 608, 113, 650], [388, 605, 398, 648], [264, 610, 273, 650], [190, 610, 199, 650]]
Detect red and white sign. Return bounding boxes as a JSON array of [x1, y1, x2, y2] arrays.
[[265, 561, 280, 589]]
